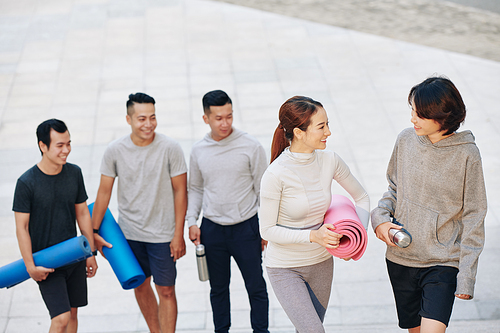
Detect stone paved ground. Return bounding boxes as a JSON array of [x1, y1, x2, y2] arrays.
[[0, 0, 499, 332], [215, 0, 500, 62]]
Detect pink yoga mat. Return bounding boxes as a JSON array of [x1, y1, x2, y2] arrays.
[[323, 194, 367, 261]]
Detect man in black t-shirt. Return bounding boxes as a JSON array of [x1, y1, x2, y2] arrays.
[[12, 119, 97, 333]]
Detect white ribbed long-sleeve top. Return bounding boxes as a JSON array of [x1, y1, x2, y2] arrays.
[[259, 148, 370, 268]]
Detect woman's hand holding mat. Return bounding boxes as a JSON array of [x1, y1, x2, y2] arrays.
[[323, 195, 368, 261]]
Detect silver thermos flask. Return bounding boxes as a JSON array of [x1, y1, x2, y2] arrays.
[[196, 244, 209, 281], [388, 228, 412, 248]]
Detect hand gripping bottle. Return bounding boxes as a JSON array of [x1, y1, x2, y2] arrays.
[[388, 220, 412, 248], [196, 244, 209, 281]]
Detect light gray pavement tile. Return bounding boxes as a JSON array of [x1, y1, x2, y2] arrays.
[[335, 279, 395, 308], [0, 64, 15, 75], [233, 70, 279, 84], [0, 120, 47, 150], [322, 306, 341, 326], [4, 316, 50, 333], [270, 307, 294, 329], [5, 93, 53, 110], [7, 281, 48, 317], [176, 311, 208, 330], [70, 4, 108, 30], [10, 72, 58, 87], [8, 81, 56, 97], [157, 124, 193, 141], [77, 313, 144, 333], [324, 324, 402, 333], [20, 41, 64, 62], [27, 15, 69, 42], [63, 29, 106, 60], [338, 304, 399, 326], [236, 92, 283, 112], [447, 320, 500, 333], [476, 300, 500, 320], [451, 299, 481, 321], [144, 75, 189, 91], [0, 25, 29, 53], [15, 60, 60, 75], [58, 60, 102, 82]]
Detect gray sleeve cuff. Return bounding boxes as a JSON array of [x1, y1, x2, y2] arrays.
[[456, 275, 475, 299], [187, 217, 199, 228]]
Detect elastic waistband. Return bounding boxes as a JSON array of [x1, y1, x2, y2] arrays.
[[202, 213, 258, 227]]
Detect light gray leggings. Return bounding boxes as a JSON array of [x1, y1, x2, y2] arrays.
[[267, 257, 333, 333]]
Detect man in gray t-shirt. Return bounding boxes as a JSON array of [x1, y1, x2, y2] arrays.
[[91, 93, 187, 333]]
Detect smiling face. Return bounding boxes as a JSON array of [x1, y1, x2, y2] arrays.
[[127, 102, 157, 146], [203, 102, 233, 141], [410, 104, 448, 144], [291, 107, 331, 153], [39, 129, 71, 170]]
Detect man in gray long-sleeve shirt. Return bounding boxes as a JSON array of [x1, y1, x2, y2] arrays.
[[187, 90, 269, 333]]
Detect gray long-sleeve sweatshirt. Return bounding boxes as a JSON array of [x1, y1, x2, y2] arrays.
[[186, 128, 267, 227], [371, 128, 487, 297]]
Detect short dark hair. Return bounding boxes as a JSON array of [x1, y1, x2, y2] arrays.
[[36, 119, 68, 155], [126, 93, 156, 116], [202, 90, 232, 115], [408, 76, 466, 135]]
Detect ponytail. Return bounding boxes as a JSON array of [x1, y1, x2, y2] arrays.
[[270, 125, 289, 163]]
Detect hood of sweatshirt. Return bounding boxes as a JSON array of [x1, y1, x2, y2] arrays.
[[203, 127, 245, 146], [416, 129, 476, 148]]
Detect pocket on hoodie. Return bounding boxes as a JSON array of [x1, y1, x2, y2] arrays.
[[397, 199, 447, 261]]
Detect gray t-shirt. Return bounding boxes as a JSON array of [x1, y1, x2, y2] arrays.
[[100, 133, 187, 243]]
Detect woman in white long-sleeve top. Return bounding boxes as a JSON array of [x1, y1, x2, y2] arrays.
[[259, 96, 370, 333]]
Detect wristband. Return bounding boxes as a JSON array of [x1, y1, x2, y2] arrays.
[[93, 229, 99, 234], [92, 250, 98, 256]]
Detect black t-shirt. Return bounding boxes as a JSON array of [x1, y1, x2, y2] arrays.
[[12, 163, 88, 253]]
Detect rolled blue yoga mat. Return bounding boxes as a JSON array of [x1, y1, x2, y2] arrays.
[[88, 203, 145, 290], [0, 235, 92, 289]]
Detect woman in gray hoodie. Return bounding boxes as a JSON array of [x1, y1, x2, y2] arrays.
[[371, 76, 487, 333]]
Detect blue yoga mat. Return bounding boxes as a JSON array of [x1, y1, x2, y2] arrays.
[[0, 235, 92, 289], [88, 203, 145, 290]]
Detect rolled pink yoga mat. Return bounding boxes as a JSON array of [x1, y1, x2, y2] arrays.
[[323, 194, 367, 261]]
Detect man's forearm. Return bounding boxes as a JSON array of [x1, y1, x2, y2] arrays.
[[173, 191, 187, 238], [76, 203, 97, 251], [92, 175, 115, 230], [15, 212, 35, 269], [16, 228, 35, 270]]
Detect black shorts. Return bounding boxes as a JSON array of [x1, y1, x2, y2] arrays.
[[386, 259, 458, 329], [38, 260, 88, 319]]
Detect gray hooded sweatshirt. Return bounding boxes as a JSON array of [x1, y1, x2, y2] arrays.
[[371, 128, 487, 297]]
